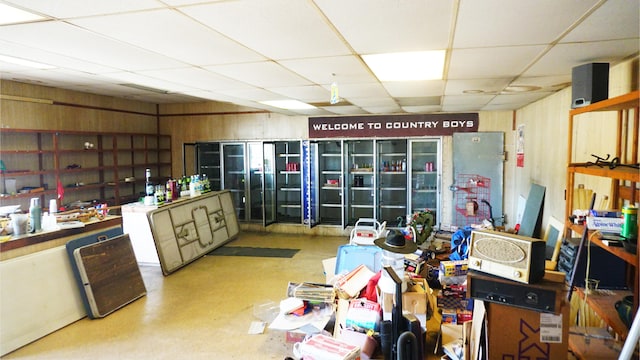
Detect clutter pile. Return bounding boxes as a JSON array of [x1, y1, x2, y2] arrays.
[[255, 215, 574, 359], [250, 214, 489, 360]]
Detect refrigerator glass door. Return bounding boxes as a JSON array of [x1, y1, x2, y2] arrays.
[[275, 141, 302, 223], [316, 140, 343, 226], [377, 139, 408, 226], [345, 140, 375, 226], [409, 139, 441, 224], [222, 143, 246, 221], [247, 142, 264, 222]]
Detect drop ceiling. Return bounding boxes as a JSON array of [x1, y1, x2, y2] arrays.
[[0, 0, 638, 116]]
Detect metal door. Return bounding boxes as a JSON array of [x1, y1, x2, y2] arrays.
[[452, 132, 504, 227]]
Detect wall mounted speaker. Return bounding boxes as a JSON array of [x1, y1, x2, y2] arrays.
[[468, 230, 546, 284], [571, 62, 609, 108]]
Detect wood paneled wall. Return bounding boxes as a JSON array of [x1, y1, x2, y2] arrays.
[[1, 81, 158, 133], [514, 56, 638, 229], [2, 55, 637, 229]]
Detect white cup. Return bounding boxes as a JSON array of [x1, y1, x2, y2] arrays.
[[10, 213, 28, 235], [49, 199, 58, 214]]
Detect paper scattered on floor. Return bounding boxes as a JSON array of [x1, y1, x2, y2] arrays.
[[248, 321, 266, 334]]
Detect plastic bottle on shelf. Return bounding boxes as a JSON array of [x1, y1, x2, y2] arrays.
[[28, 197, 42, 233]]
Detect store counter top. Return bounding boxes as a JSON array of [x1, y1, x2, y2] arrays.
[[0, 216, 122, 260]]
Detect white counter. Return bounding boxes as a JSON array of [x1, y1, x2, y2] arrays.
[[121, 202, 160, 265]]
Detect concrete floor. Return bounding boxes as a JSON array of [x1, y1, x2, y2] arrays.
[[1, 231, 441, 360]]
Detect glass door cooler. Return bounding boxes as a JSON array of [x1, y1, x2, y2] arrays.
[[247, 142, 269, 223], [195, 142, 221, 191], [377, 139, 408, 226], [345, 140, 375, 226], [316, 140, 343, 226], [409, 139, 441, 225], [275, 141, 302, 223], [222, 143, 247, 221]]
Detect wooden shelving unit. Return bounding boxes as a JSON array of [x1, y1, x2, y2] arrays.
[[564, 90, 639, 356], [0, 129, 171, 209]]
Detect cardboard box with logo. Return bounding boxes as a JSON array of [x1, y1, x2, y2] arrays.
[[485, 301, 569, 359]]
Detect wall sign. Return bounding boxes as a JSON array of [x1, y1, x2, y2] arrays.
[[309, 113, 479, 139]]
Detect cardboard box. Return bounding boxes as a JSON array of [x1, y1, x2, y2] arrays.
[[486, 301, 569, 359], [439, 260, 468, 277], [442, 308, 457, 324], [380, 279, 429, 315]]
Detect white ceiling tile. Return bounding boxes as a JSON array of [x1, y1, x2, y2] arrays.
[[278, 56, 377, 85], [510, 75, 572, 90], [0, 40, 119, 74], [102, 71, 199, 93], [454, 0, 600, 48], [402, 105, 442, 113], [524, 40, 640, 77], [445, 79, 512, 95], [181, 0, 350, 59], [269, 85, 330, 102], [315, 0, 454, 53], [180, 90, 251, 105], [0, 22, 187, 71], [140, 67, 254, 91], [348, 97, 398, 108], [442, 104, 480, 112], [448, 46, 547, 79], [221, 88, 284, 102], [161, 0, 224, 6], [360, 105, 402, 114], [562, 0, 640, 42], [382, 80, 444, 97], [70, 9, 265, 66], [3, 0, 164, 18], [485, 92, 554, 109], [321, 105, 365, 115], [443, 94, 494, 106], [0, 0, 637, 115], [337, 83, 390, 99], [206, 62, 312, 88], [5, 68, 112, 87]]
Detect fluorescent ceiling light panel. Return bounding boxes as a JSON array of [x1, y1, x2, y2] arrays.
[[362, 50, 445, 81], [260, 100, 316, 110], [0, 4, 46, 25], [0, 54, 56, 69]]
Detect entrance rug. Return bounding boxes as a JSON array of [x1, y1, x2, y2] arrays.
[[208, 246, 300, 258]]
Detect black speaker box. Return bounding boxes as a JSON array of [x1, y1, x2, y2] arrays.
[[571, 62, 609, 108], [558, 237, 628, 289]]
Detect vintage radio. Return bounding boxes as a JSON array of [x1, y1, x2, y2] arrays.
[[468, 230, 546, 284], [467, 271, 568, 313]]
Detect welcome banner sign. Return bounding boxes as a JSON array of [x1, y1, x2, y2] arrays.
[[309, 113, 479, 139]]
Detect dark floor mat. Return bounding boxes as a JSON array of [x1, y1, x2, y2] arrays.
[[208, 246, 299, 258]]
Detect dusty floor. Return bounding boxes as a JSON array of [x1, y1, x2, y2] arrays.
[[2, 231, 443, 359]]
